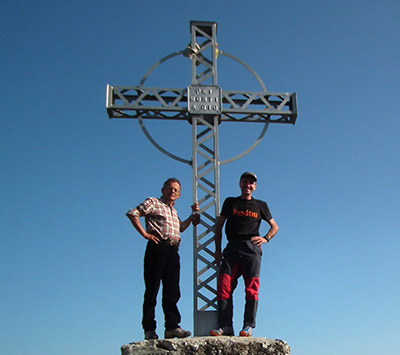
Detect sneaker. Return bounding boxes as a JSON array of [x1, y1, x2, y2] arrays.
[[164, 327, 191, 339], [239, 326, 252, 337], [209, 326, 234, 336], [144, 330, 159, 340]]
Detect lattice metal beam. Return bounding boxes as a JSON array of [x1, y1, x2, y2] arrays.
[[106, 85, 297, 124]]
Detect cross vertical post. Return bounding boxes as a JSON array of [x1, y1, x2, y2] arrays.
[[191, 113, 220, 335], [189, 22, 220, 335]]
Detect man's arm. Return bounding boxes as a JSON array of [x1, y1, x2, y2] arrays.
[[265, 218, 279, 241], [126, 213, 161, 244], [251, 218, 279, 246], [213, 215, 227, 264], [180, 203, 200, 232]]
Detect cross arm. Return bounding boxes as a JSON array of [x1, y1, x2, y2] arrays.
[[106, 84, 297, 124], [221, 90, 297, 124], [106, 85, 190, 120]]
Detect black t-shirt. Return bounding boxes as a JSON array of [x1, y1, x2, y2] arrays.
[[221, 196, 272, 241]]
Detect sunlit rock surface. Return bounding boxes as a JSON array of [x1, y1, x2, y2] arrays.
[[121, 336, 291, 354]]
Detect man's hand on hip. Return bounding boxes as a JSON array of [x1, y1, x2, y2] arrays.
[[251, 236, 267, 246]]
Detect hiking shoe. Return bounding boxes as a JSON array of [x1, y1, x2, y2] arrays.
[[209, 326, 234, 336], [164, 327, 191, 339], [239, 326, 252, 337], [144, 330, 159, 340]]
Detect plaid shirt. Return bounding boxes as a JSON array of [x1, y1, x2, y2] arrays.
[[127, 197, 181, 243]]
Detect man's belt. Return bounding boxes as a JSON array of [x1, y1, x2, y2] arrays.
[[161, 237, 181, 247]]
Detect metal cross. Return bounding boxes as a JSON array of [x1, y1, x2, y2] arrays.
[[106, 21, 297, 336]]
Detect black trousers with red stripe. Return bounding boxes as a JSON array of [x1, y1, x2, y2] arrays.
[[217, 240, 262, 329]]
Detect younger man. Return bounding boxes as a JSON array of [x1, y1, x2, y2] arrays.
[[210, 172, 279, 337]]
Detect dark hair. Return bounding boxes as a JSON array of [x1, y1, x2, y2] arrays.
[[162, 178, 181, 189]]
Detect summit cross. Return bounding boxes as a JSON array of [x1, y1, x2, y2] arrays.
[[106, 21, 297, 336]]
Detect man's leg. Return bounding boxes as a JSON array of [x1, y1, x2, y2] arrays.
[[217, 261, 241, 328], [142, 243, 163, 331], [161, 246, 181, 330], [241, 242, 262, 329], [243, 278, 260, 328]]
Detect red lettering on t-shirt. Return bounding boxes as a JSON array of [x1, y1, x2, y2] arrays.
[[232, 208, 258, 219]]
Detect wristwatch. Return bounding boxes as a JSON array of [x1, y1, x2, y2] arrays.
[[265, 235, 271, 242]]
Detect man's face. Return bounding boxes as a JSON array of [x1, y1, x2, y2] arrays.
[[162, 181, 181, 203], [239, 177, 257, 197]]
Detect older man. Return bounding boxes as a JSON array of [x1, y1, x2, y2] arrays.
[[126, 178, 199, 340]]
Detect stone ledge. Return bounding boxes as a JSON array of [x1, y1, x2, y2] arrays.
[[121, 336, 291, 355]]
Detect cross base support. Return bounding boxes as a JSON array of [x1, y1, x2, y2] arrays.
[[194, 310, 218, 336]]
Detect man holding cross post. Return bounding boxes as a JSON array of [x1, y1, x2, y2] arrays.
[[126, 177, 199, 340]]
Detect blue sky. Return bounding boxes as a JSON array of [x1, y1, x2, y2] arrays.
[[1, 0, 399, 354]]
